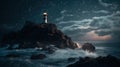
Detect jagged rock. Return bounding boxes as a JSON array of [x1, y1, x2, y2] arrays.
[[67, 55, 120, 67], [30, 54, 46, 59], [0, 21, 78, 49], [82, 43, 95, 52]]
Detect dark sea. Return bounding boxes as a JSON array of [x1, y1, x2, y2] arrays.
[[0, 42, 120, 67], [94, 42, 120, 58]]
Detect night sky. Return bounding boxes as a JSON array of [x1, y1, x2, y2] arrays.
[[0, 0, 120, 42]]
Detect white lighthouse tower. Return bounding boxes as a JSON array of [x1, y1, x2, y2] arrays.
[[43, 12, 48, 23]]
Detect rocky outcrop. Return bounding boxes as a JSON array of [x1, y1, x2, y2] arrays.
[[0, 21, 78, 49], [82, 43, 95, 52], [67, 55, 120, 67]]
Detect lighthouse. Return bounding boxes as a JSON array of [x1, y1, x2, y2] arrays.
[[43, 12, 48, 23]]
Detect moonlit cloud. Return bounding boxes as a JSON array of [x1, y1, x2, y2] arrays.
[[98, 0, 112, 7], [57, 10, 120, 41], [98, 0, 119, 10], [82, 30, 111, 41], [82, 11, 89, 14], [82, 10, 110, 14], [56, 16, 65, 21], [55, 10, 66, 21], [60, 10, 67, 14], [93, 10, 110, 14]]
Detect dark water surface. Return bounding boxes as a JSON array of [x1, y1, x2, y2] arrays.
[[0, 42, 120, 67]]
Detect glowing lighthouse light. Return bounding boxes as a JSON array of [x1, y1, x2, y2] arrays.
[[43, 12, 48, 23]]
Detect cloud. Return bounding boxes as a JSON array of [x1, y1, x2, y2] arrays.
[[82, 11, 89, 14], [60, 10, 67, 14], [55, 10, 74, 21], [57, 11, 120, 41], [56, 16, 65, 21], [55, 10, 67, 21], [55, 1, 120, 42], [98, 0, 118, 10], [92, 10, 110, 14], [95, 29, 112, 36], [82, 30, 111, 41], [98, 0, 112, 7], [82, 10, 110, 14]]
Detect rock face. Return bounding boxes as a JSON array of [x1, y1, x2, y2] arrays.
[[0, 21, 78, 49], [67, 55, 120, 67], [82, 43, 95, 52]]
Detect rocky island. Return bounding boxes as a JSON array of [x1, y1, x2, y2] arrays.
[[0, 12, 79, 49], [0, 20, 79, 50]]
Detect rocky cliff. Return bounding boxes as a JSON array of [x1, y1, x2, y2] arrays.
[[0, 21, 78, 49]]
